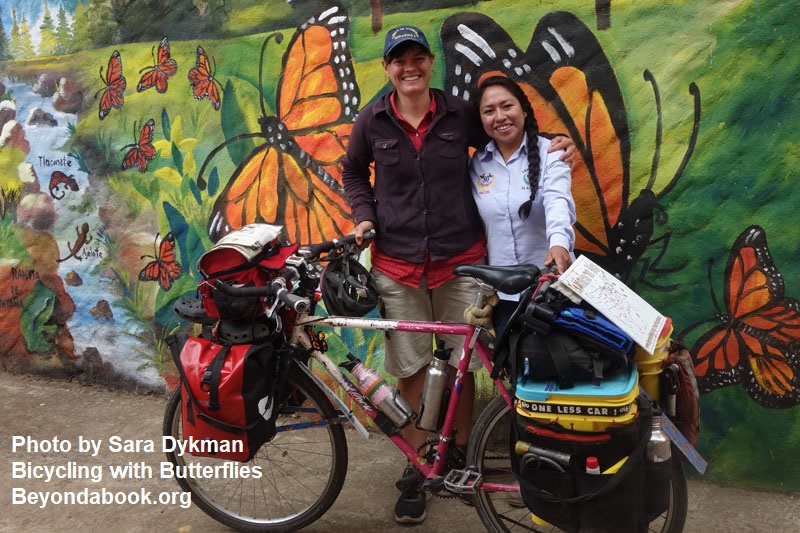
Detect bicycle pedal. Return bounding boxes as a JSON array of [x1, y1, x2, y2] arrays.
[[443, 468, 483, 494]]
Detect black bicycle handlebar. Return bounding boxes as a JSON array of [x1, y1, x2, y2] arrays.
[[214, 277, 311, 313], [306, 229, 375, 259]]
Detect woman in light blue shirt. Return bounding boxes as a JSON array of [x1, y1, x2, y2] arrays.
[[469, 76, 576, 332]]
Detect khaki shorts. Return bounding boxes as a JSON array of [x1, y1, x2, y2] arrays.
[[373, 270, 484, 378]]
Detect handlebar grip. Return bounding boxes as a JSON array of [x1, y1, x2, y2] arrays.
[[213, 279, 311, 313], [273, 284, 311, 313], [307, 229, 376, 258]]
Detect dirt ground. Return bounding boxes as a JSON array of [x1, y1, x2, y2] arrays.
[[2, 371, 799, 533]]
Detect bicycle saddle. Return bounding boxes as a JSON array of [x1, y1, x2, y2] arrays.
[[454, 264, 541, 294]]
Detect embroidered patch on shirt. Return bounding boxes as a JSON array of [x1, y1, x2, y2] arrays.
[[478, 172, 495, 193]]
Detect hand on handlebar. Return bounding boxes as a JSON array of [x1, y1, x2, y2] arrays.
[[544, 246, 572, 274], [352, 221, 376, 249]]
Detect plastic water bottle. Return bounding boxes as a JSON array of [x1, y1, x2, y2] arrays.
[[340, 353, 414, 428], [416, 341, 452, 431], [646, 414, 672, 463]]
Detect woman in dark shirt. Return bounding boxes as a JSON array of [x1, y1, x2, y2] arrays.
[[341, 24, 574, 524]]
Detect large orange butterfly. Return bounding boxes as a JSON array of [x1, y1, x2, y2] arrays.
[[441, 11, 700, 287], [121, 119, 156, 173], [188, 46, 222, 111], [139, 232, 182, 291], [96, 50, 126, 120], [686, 226, 800, 408], [200, 3, 358, 244], [137, 35, 178, 94]]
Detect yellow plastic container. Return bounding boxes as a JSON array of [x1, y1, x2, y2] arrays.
[[515, 363, 640, 432], [634, 318, 673, 399]]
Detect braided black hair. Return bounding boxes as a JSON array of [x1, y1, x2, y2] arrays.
[[475, 76, 541, 219]]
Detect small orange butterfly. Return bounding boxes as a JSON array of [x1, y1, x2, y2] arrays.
[[139, 232, 182, 291], [96, 50, 126, 120], [686, 225, 800, 408], [121, 119, 156, 173], [188, 46, 222, 111], [137, 35, 178, 94]]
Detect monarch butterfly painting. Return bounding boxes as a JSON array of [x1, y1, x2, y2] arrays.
[[139, 232, 182, 291], [188, 45, 223, 111], [199, 2, 359, 244], [684, 226, 800, 409], [440, 11, 700, 287], [96, 50, 126, 120], [137, 35, 178, 94], [121, 119, 157, 173]]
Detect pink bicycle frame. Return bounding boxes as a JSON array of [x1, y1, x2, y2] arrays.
[[294, 315, 515, 486]]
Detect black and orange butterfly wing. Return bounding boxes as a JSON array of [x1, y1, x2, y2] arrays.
[[121, 119, 157, 172], [98, 50, 127, 120], [138, 232, 182, 291], [137, 36, 178, 93], [208, 3, 359, 244], [188, 46, 221, 110], [690, 226, 800, 408], [441, 12, 662, 281]]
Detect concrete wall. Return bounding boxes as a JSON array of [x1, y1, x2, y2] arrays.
[[1, 0, 798, 491]]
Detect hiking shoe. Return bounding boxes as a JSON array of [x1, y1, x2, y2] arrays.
[[395, 465, 427, 524]]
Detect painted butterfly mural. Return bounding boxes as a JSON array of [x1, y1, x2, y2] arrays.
[[139, 232, 182, 291], [683, 226, 800, 409], [121, 119, 157, 173], [188, 46, 223, 111], [440, 11, 700, 288], [199, 2, 358, 244], [96, 50, 126, 120], [137, 35, 178, 94]]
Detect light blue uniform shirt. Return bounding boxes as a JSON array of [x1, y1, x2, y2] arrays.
[[470, 134, 576, 300]]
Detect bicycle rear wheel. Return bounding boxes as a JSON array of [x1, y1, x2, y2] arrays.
[[467, 396, 688, 532], [163, 362, 349, 532]]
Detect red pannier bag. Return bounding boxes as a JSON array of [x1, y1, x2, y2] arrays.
[[196, 224, 299, 321], [171, 336, 286, 462]]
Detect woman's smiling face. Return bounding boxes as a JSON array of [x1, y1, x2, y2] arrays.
[[382, 43, 434, 99], [479, 84, 527, 154]]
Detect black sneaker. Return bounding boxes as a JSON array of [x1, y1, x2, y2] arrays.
[[394, 465, 427, 524]]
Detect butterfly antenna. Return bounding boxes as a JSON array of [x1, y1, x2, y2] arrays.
[[706, 257, 723, 314], [140, 232, 161, 260], [664, 82, 701, 197], [258, 32, 284, 118], [643, 69, 663, 191], [196, 132, 265, 190]]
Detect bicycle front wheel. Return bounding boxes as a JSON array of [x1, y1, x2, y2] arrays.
[[467, 396, 688, 533], [163, 363, 349, 532]]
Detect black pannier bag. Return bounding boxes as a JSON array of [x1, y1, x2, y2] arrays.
[[511, 394, 672, 533]]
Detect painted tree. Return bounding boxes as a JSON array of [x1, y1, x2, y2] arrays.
[[596, 0, 612, 30], [39, 1, 58, 57], [0, 8, 9, 61], [9, 10, 35, 59], [55, 2, 74, 55], [72, 0, 117, 50]]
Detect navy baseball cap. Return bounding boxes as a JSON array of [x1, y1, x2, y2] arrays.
[[383, 25, 431, 57]]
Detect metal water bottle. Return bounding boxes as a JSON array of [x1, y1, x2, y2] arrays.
[[646, 414, 672, 463], [416, 341, 452, 431], [340, 353, 414, 428]]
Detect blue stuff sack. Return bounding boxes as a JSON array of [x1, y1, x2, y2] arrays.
[[553, 307, 634, 355]]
